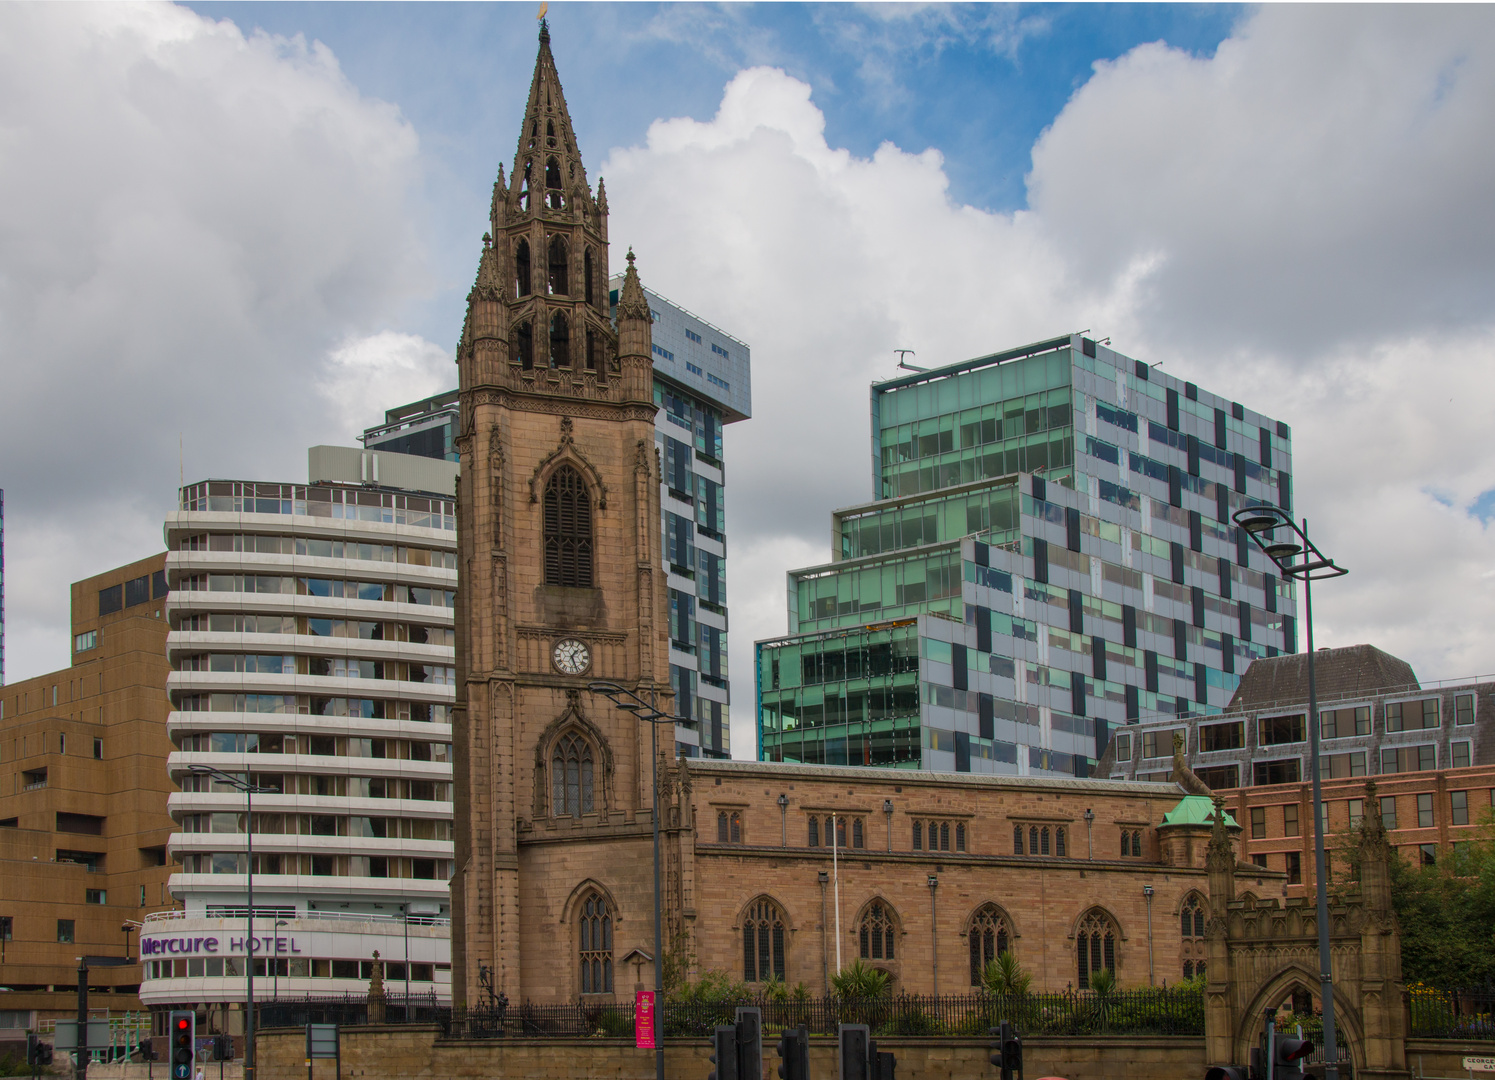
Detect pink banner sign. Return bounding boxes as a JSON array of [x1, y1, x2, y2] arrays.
[[635, 990, 656, 1049]]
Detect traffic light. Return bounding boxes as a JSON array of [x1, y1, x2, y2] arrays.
[[1273, 1035, 1314, 1080], [988, 1021, 1022, 1080], [211, 1036, 233, 1062], [867, 1038, 896, 1080], [774, 1025, 808, 1080], [1203, 1068, 1248, 1080], [838, 1024, 869, 1080], [735, 1008, 762, 1080], [169, 1011, 196, 1080], [137, 1037, 159, 1062], [708, 1024, 738, 1080]]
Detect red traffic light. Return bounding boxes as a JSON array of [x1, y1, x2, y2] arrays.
[[176, 1019, 189, 1031]]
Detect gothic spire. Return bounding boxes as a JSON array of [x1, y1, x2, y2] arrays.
[[511, 20, 589, 208]]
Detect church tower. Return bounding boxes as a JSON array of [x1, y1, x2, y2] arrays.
[[450, 21, 672, 1008]]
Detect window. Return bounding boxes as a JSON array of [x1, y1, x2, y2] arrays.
[[1011, 825, 1021, 855], [1283, 804, 1300, 837], [549, 311, 570, 367], [578, 892, 613, 994], [956, 823, 967, 852], [1320, 706, 1370, 739], [1040, 827, 1051, 855], [1075, 910, 1118, 985], [968, 904, 1011, 986], [1285, 851, 1301, 884], [93, 738, 103, 760], [1452, 741, 1472, 770], [1250, 854, 1268, 869], [1200, 722, 1244, 752], [57, 920, 75, 943], [542, 467, 593, 588], [718, 812, 729, 843], [1451, 790, 1469, 827], [730, 812, 742, 843], [1141, 730, 1179, 759], [742, 898, 786, 983], [685, 329, 702, 344], [1197, 764, 1240, 790], [74, 630, 97, 652], [1250, 807, 1266, 839], [547, 234, 568, 297], [514, 239, 531, 297], [1319, 751, 1366, 780], [1379, 795, 1398, 830], [1112, 732, 1132, 762], [1119, 829, 1141, 857], [1182, 959, 1206, 980], [86, 889, 106, 905], [0, 917, 10, 941], [1386, 698, 1439, 732], [808, 816, 819, 847], [1419, 843, 1437, 867], [940, 822, 950, 851], [712, 343, 729, 358], [1181, 896, 1205, 939], [1455, 694, 1475, 726], [1253, 759, 1301, 786], [1381, 744, 1436, 774], [1258, 714, 1305, 746], [914, 822, 923, 851], [98, 585, 122, 616], [1417, 793, 1434, 829], [550, 733, 595, 817], [1055, 827, 1066, 857], [852, 819, 864, 849], [858, 902, 896, 961], [1347, 798, 1364, 831]]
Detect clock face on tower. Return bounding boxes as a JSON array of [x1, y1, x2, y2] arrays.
[[552, 638, 591, 675]]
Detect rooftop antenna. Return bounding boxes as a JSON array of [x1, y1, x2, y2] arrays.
[[895, 349, 927, 372]]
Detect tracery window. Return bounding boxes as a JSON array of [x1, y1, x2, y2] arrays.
[[968, 904, 1011, 986], [852, 818, 864, 849], [955, 823, 966, 852], [579, 892, 612, 994], [1120, 829, 1143, 857], [514, 239, 531, 298], [716, 811, 742, 844], [548, 235, 569, 296], [742, 898, 786, 983], [1056, 827, 1067, 857], [1013, 826, 1023, 855], [549, 311, 570, 367], [730, 811, 742, 843], [718, 811, 729, 843], [858, 901, 897, 962], [1181, 895, 1206, 939], [1029, 826, 1039, 853], [1076, 909, 1118, 986], [514, 320, 534, 370], [1040, 827, 1051, 855], [551, 732, 594, 817], [808, 816, 819, 847], [543, 466, 593, 588], [913, 821, 923, 850], [584, 247, 596, 307]]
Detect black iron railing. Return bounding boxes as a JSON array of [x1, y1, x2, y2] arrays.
[[1409, 986, 1495, 1040]]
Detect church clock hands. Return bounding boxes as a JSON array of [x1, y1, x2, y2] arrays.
[[551, 638, 591, 675]]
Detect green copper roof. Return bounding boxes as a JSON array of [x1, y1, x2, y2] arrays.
[[1162, 795, 1238, 828]]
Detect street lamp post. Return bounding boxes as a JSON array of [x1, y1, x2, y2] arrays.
[[589, 681, 694, 1080], [1234, 505, 1347, 1080], [1143, 884, 1155, 986], [189, 765, 274, 1080]]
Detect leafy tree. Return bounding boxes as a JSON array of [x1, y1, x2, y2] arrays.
[[981, 951, 1033, 997], [831, 959, 891, 999]]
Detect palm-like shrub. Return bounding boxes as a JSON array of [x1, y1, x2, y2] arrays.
[[831, 959, 891, 999], [981, 952, 1033, 997]]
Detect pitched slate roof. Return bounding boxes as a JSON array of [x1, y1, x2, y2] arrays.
[[1229, 644, 1419, 711]]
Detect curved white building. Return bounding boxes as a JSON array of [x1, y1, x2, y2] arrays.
[[144, 469, 457, 1026]]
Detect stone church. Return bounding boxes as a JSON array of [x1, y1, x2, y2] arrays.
[[448, 24, 1258, 1008]]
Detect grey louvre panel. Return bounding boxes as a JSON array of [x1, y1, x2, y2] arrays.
[[1216, 483, 1230, 524], [1145, 650, 1159, 693], [1187, 434, 1200, 477], [1169, 466, 1183, 508], [1081, 337, 1096, 357], [1068, 589, 1083, 633], [1192, 587, 1205, 628], [1185, 382, 1198, 401], [1066, 506, 1081, 552], [1221, 632, 1235, 675], [1032, 537, 1049, 584], [1092, 637, 1108, 681], [973, 541, 989, 567], [952, 644, 968, 691], [1189, 510, 1202, 552], [978, 694, 994, 740], [1238, 600, 1252, 642], [1195, 663, 1207, 704], [1214, 408, 1227, 449], [1031, 475, 1046, 502], [1259, 427, 1272, 468], [1284, 614, 1296, 653], [954, 731, 971, 772], [1170, 542, 1185, 585], [1278, 471, 1292, 513], [1072, 676, 1086, 717], [1166, 388, 1180, 431], [976, 606, 992, 654], [1236, 528, 1250, 569], [1122, 605, 1137, 649], [1174, 619, 1188, 660], [1264, 573, 1277, 613], [1126, 684, 1140, 720], [1218, 558, 1232, 600], [1135, 360, 1149, 381], [1234, 453, 1247, 494], [1276, 420, 1289, 439]]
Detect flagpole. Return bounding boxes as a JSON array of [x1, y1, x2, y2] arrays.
[[832, 813, 842, 975]]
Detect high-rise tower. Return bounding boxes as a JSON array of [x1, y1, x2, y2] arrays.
[[450, 24, 673, 1008]]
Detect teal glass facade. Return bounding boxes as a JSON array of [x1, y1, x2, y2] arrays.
[[758, 334, 1296, 776]]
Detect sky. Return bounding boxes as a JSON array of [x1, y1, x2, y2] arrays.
[[3, 3, 1495, 760]]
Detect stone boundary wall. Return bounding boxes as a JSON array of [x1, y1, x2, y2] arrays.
[[256, 1025, 1208, 1080]]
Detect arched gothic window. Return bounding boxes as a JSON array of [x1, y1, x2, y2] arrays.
[[584, 247, 595, 306], [514, 320, 534, 370], [549, 311, 570, 367], [913, 821, 923, 850], [1132, 831, 1142, 857], [548, 235, 568, 296], [579, 891, 612, 994], [1029, 826, 1039, 853], [1076, 909, 1118, 986], [955, 823, 966, 852], [545, 155, 562, 189], [519, 160, 532, 212], [1013, 825, 1023, 855], [1121, 829, 1132, 856], [551, 732, 594, 817], [940, 822, 950, 850], [835, 817, 847, 848], [585, 328, 599, 371], [718, 811, 729, 843], [858, 901, 896, 961], [543, 466, 593, 588], [1040, 827, 1051, 855], [808, 816, 819, 847], [852, 819, 864, 849], [730, 811, 742, 844], [968, 904, 1011, 986], [1056, 827, 1067, 857], [742, 898, 786, 983], [1183, 959, 1206, 980], [514, 239, 531, 298], [1181, 895, 1206, 939]]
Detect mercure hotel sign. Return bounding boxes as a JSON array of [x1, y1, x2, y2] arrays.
[[141, 934, 302, 957]]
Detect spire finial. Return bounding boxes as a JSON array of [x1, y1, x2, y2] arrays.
[[482, 232, 492, 249], [626, 247, 635, 267], [538, 4, 549, 45]]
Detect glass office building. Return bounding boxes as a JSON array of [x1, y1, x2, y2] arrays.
[[610, 278, 752, 758], [758, 333, 1297, 777]]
